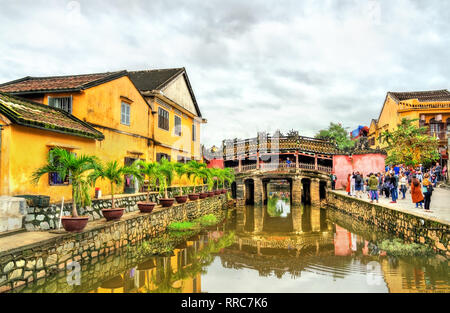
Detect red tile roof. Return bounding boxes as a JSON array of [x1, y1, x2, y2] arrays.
[[388, 89, 450, 102], [0, 92, 104, 140], [0, 71, 127, 94]]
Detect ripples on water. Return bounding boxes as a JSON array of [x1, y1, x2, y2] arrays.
[[14, 199, 450, 293]]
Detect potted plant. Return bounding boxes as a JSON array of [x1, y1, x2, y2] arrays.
[[195, 167, 212, 198], [134, 160, 158, 213], [210, 168, 223, 195], [222, 168, 235, 194], [185, 160, 205, 200], [158, 157, 175, 207], [32, 148, 99, 232], [173, 162, 189, 204], [89, 160, 140, 221]]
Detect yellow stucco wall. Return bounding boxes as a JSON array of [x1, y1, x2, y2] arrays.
[[369, 95, 450, 149], [1, 77, 155, 202], [151, 95, 201, 162], [0, 75, 205, 202]]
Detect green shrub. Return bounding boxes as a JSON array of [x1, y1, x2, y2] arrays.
[[379, 238, 434, 257], [194, 214, 218, 227], [167, 221, 199, 232]]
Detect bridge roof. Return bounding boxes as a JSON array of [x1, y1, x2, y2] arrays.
[[221, 135, 338, 160]]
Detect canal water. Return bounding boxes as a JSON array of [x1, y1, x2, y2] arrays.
[[12, 190, 450, 293]]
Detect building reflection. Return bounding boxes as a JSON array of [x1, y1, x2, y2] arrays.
[[91, 236, 207, 293]]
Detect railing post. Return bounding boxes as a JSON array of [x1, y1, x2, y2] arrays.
[[314, 154, 318, 170], [238, 157, 242, 172], [295, 151, 299, 169], [256, 151, 260, 169]]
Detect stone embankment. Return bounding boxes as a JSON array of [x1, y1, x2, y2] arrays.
[[0, 195, 228, 292], [327, 191, 449, 257]]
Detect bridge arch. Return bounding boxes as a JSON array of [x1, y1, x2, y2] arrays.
[[244, 178, 255, 205], [301, 178, 311, 204], [319, 180, 327, 200]]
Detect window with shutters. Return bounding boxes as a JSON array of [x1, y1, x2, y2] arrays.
[[48, 96, 72, 113], [174, 115, 182, 136], [158, 107, 169, 131]]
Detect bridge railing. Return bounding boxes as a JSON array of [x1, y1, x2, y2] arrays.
[[230, 162, 332, 173]]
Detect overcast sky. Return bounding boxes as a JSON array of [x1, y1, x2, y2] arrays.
[[1, 0, 449, 147]]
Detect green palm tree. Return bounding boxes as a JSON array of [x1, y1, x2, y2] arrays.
[[223, 167, 235, 189], [158, 157, 175, 199], [173, 162, 188, 195], [185, 160, 206, 193], [197, 167, 213, 191], [32, 147, 99, 218], [89, 160, 140, 209], [209, 168, 223, 190], [135, 160, 159, 202]]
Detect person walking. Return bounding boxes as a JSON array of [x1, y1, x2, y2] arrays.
[[389, 172, 398, 203], [422, 173, 433, 212], [410, 175, 424, 209], [355, 171, 363, 198], [383, 173, 391, 198], [351, 172, 356, 196], [346, 173, 351, 196], [399, 173, 408, 200], [330, 172, 337, 190], [368, 173, 379, 203]]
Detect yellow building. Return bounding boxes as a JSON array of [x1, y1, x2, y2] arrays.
[[128, 68, 205, 162], [0, 68, 205, 201], [368, 90, 450, 161]]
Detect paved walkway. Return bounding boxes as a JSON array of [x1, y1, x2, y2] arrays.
[[335, 187, 450, 223]]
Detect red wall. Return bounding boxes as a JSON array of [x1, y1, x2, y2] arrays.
[[332, 153, 386, 190], [206, 158, 224, 169]]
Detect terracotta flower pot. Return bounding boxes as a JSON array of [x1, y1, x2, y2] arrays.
[[61, 216, 89, 232], [214, 190, 221, 195], [207, 191, 215, 197], [159, 198, 175, 207], [137, 202, 156, 213], [188, 193, 200, 201], [175, 195, 188, 204], [102, 208, 125, 221], [221, 189, 228, 194], [199, 192, 208, 199]]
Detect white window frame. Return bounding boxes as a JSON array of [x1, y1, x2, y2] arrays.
[[174, 115, 182, 136], [121, 101, 131, 126]]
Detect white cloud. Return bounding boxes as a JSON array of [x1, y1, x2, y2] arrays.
[[1, 0, 449, 146]]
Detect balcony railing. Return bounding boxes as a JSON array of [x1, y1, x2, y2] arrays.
[[398, 102, 450, 111], [429, 130, 448, 141], [230, 162, 332, 174]]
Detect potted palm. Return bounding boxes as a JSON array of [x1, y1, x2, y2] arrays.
[[89, 160, 140, 221], [158, 157, 175, 207], [222, 168, 235, 194], [196, 167, 212, 198], [134, 160, 158, 213], [32, 148, 98, 232], [173, 162, 188, 204], [185, 160, 206, 200], [210, 168, 223, 195]]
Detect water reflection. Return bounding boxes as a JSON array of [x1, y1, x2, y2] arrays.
[[13, 206, 450, 293]]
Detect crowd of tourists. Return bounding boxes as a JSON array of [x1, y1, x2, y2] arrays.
[[344, 162, 447, 213]]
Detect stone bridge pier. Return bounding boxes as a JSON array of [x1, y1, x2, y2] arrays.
[[235, 169, 330, 207]]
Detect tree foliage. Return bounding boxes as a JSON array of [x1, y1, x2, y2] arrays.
[[315, 122, 355, 151], [381, 118, 439, 167]]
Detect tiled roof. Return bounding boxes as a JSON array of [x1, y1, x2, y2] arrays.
[[129, 68, 202, 117], [0, 71, 127, 94], [128, 68, 184, 91], [0, 92, 104, 140], [388, 89, 450, 102]]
